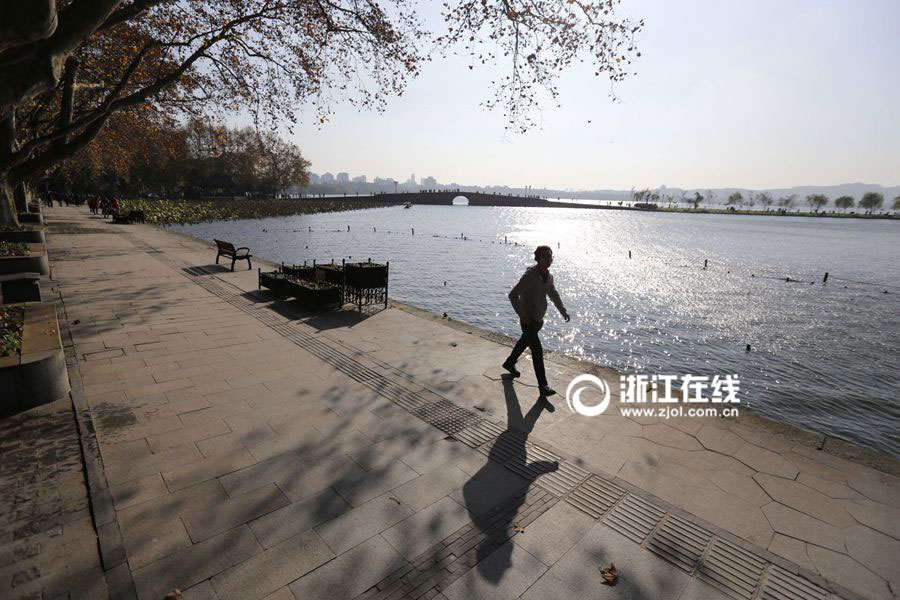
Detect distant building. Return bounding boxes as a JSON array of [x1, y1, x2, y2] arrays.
[[307, 173, 320, 184], [352, 175, 367, 183], [421, 176, 437, 188], [336, 172, 350, 184], [320, 172, 335, 185], [407, 173, 416, 186], [373, 177, 390, 186]]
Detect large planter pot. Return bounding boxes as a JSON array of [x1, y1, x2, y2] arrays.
[[0, 229, 46, 244], [0, 244, 49, 276], [345, 262, 388, 289], [0, 303, 70, 412], [284, 278, 342, 308]]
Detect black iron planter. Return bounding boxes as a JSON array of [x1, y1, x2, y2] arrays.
[[344, 260, 389, 310], [284, 278, 342, 308], [345, 261, 388, 289], [281, 262, 315, 280], [258, 270, 287, 295]]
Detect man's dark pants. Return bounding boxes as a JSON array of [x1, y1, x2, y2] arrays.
[[507, 320, 547, 388]]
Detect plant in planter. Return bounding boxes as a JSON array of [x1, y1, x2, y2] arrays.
[[0, 241, 49, 276], [281, 263, 315, 280], [0, 242, 29, 257], [259, 270, 289, 294], [0, 306, 24, 357], [0, 224, 45, 244], [284, 277, 342, 308], [314, 261, 345, 286]]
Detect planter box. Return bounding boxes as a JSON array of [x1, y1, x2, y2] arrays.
[[0, 244, 49, 276], [345, 262, 388, 289], [284, 278, 342, 308], [259, 270, 286, 295], [0, 229, 45, 244], [0, 303, 70, 412], [17, 213, 42, 224], [282, 263, 315, 280], [315, 263, 344, 286]]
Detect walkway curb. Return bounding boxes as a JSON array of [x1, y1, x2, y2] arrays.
[[52, 254, 137, 599]]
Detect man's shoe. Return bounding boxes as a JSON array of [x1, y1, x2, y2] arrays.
[[502, 361, 521, 378], [539, 385, 557, 397]]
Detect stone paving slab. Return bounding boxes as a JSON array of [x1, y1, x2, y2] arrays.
[[34, 206, 900, 600]]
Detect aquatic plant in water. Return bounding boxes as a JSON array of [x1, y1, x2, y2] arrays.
[[119, 198, 396, 225]]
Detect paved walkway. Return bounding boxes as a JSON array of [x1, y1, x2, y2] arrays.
[[37, 205, 900, 599]]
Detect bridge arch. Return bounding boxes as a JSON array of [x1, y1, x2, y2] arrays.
[[452, 195, 469, 206]]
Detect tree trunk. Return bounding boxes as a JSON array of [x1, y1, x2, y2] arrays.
[[0, 110, 18, 225], [0, 176, 18, 226], [14, 180, 31, 212]]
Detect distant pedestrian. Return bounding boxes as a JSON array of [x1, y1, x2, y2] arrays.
[[503, 245, 570, 406]]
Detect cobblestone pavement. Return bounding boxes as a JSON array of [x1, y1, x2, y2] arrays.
[[38, 205, 900, 600], [0, 397, 106, 599]]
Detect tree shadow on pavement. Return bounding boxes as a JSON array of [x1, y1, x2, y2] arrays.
[[462, 380, 557, 584]]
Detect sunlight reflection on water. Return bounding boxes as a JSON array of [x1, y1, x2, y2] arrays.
[[172, 205, 900, 457]]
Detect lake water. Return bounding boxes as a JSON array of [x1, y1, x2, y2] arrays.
[[171, 205, 900, 457]]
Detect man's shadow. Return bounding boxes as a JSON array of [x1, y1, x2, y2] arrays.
[[461, 380, 558, 583]]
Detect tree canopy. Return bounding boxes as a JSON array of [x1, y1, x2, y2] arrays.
[[49, 117, 310, 197], [805, 194, 828, 212], [834, 195, 854, 211], [860, 191, 884, 212], [0, 0, 643, 224]]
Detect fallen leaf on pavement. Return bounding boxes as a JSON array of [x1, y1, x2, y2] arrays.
[[600, 563, 618, 584]]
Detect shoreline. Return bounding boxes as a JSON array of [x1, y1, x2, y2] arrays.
[[160, 223, 900, 476], [120, 196, 900, 225]]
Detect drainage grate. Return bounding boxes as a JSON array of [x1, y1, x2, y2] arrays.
[[647, 513, 713, 573], [476, 430, 528, 462], [603, 493, 665, 544], [452, 419, 505, 448], [698, 537, 766, 600], [364, 379, 429, 411], [760, 565, 829, 600], [535, 459, 591, 497], [566, 475, 627, 519], [412, 399, 480, 435], [502, 441, 563, 482]]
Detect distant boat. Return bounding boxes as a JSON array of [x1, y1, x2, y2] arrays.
[[403, 202, 412, 209]]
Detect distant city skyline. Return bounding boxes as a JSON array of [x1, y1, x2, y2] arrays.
[[275, 0, 899, 191]]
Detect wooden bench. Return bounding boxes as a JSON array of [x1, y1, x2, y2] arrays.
[[214, 239, 252, 271]]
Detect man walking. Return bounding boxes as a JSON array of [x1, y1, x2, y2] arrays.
[[503, 245, 570, 405]]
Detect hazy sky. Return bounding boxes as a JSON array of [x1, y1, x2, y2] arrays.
[[282, 0, 900, 191]]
